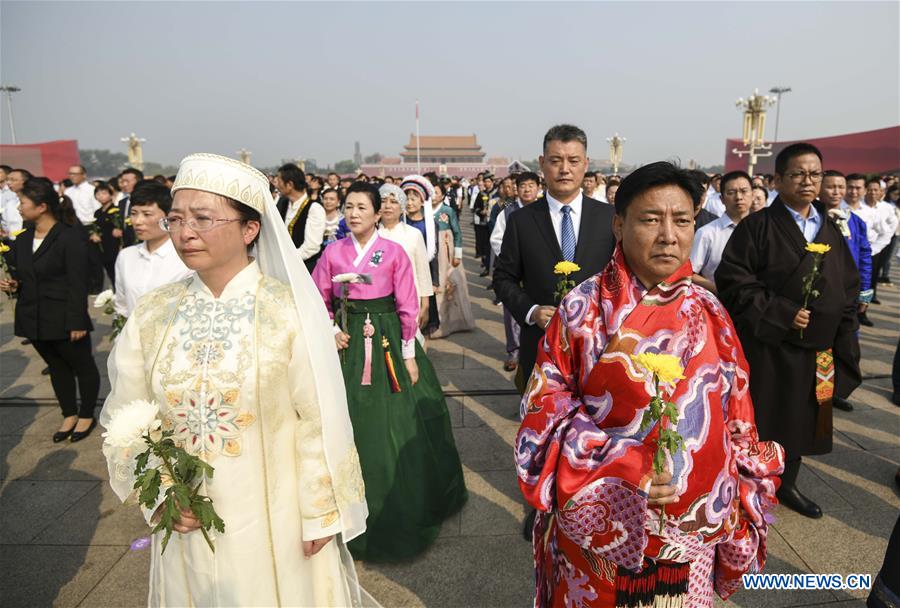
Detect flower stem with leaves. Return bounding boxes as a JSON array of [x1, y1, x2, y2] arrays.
[[799, 242, 831, 339], [632, 353, 686, 534], [133, 429, 225, 554]]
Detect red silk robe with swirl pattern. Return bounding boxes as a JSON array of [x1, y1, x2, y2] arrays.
[[515, 246, 784, 607]]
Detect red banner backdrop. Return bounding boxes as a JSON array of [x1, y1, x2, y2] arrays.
[[725, 126, 900, 175], [0, 140, 81, 182]]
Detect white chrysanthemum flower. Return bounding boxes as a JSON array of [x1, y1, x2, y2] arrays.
[[93, 289, 115, 308], [332, 273, 361, 284], [102, 399, 161, 449]]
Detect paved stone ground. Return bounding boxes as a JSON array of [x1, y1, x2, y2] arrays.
[[1, 214, 897, 608]]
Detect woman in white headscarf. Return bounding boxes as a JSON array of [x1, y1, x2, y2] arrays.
[[376, 183, 433, 333], [400, 175, 440, 336], [100, 154, 374, 607]]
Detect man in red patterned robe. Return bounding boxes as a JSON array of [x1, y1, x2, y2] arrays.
[[516, 162, 784, 608]]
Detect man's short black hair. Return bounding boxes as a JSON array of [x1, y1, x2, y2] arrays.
[[584, 171, 597, 180], [9, 168, 33, 180], [865, 176, 882, 187], [543, 124, 588, 153], [277, 163, 306, 191], [0, 165, 12, 174], [720, 170, 752, 193], [824, 169, 846, 179], [846, 173, 866, 183], [130, 179, 173, 214], [688, 170, 710, 188], [120, 167, 144, 181], [774, 142, 823, 176], [515, 171, 540, 187], [614, 161, 704, 216]]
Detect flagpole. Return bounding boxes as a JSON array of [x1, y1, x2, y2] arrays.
[[416, 99, 421, 173]]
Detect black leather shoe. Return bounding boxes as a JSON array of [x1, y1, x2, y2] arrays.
[[871, 298, 881, 305], [777, 486, 823, 519], [858, 313, 874, 327], [522, 508, 537, 541], [833, 396, 854, 412], [70, 418, 97, 443], [41, 367, 50, 376], [52, 429, 74, 443]]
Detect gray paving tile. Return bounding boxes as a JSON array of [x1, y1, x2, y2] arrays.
[[75, 547, 150, 608], [453, 425, 515, 473], [0, 544, 126, 608], [805, 448, 900, 514], [356, 535, 533, 608], [31, 481, 149, 546], [2, 434, 108, 482], [462, 394, 521, 428], [0, 403, 54, 435], [459, 468, 526, 537], [0, 479, 99, 544]]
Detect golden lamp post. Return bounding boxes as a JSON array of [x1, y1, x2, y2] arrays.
[[732, 89, 775, 176], [607, 133, 626, 175], [238, 148, 252, 164], [120, 132, 146, 171]]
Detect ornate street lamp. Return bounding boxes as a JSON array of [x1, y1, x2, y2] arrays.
[[732, 90, 775, 176]]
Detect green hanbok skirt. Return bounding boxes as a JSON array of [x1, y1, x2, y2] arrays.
[[338, 296, 468, 562]]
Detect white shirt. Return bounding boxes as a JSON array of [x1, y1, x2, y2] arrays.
[[690, 214, 739, 283], [0, 187, 22, 238], [526, 192, 583, 326], [286, 195, 327, 261], [66, 181, 100, 225], [704, 192, 725, 217], [490, 200, 522, 257], [850, 201, 898, 255], [114, 239, 193, 316]]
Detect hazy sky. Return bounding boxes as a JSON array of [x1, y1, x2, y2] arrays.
[[2, 1, 898, 168]]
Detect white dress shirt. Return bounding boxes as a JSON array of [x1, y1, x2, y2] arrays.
[[66, 181, 100, 225], [0, 187, 22, 238], [704, 192, 725, 217], [690, 214, 739, 283], [286, 195, 327, 261], [490, 201, 522, 257], [849, 201, 897, 255], [114, 239, 193, 316], [526, 192, 584, 326]]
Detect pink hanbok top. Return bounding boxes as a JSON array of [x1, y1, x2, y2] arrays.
[[312, 233, 420, 351]]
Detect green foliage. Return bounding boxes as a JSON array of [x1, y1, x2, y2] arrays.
[[132, 430, 223, 554], [334, 159, 358, 174]]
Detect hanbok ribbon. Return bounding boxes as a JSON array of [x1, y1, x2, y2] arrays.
[[382, 337, 402, 393], [361, 315, 374, 386]]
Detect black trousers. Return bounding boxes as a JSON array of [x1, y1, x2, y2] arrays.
[[474, 225, 490, 267], [87, 241, 105, 293], [871, 249, 888, 298], [31, 336, 100, 419]]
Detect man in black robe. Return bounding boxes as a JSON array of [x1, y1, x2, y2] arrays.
[[715, 143, 861, 519]]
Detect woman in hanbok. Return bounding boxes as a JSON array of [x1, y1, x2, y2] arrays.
[[312, 182, 467, 562], [399, 175, 440, 337], [428, 183, 475, 338], [99, 154, 373, 607], [376, 183, 433, 332]]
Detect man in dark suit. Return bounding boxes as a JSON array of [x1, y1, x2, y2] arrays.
[[494, 124, 616, 394], [116, 167, 143, 246], [494, 124, 616, 541]]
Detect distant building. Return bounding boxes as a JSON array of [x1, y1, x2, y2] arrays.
[[360, 134, 512, 178]]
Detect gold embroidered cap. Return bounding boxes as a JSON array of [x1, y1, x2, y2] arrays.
[[172, 153, 271, 215]]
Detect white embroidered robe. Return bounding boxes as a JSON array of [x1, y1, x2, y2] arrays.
[[101, 262, 367, 607]]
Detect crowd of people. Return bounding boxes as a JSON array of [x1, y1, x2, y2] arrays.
[[0, 121, 898, 607]]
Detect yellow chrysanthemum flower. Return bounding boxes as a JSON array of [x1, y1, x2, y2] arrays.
[[107, 207, 120, 215], [805, 242, 831, 255], [12, 229, 27, 237], [125, 218, 132, 225], [0, 244, 9, 253], [631, 352, 685, 386], [554, 261, 581, 275]]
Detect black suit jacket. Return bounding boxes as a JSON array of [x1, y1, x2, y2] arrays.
[[493, 196, 616, 379], [11, 223, 93, 340], [119, 195, 136, 246]]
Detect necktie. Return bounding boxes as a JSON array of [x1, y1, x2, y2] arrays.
[[560, 205, 576, 262]]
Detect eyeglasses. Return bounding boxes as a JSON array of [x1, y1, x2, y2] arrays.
[[159, 217, 242, 233], [724, 188, 752, 197], [785, 171, 824, 183]]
